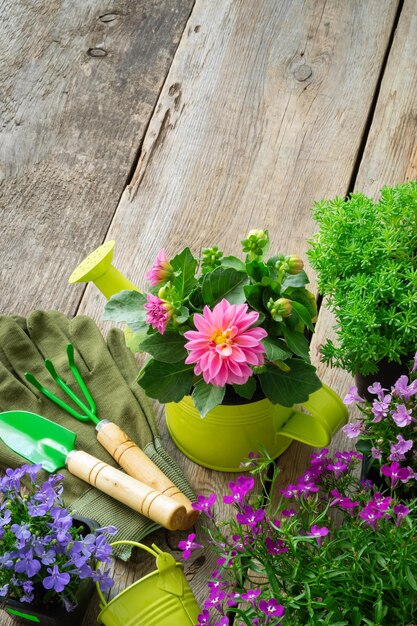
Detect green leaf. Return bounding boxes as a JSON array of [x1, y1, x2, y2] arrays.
[[139, 332, 187, 363], [126, 325, 149, 352], [262, 337, 292, 361], [220, 255, 246, 272], [175, 306, 189, 324], [290, 301, 314, 331], [258, 360, 321, 406], [233, 377, 256, 400], [246, 260, 269, 283], [192, 380, 225, 416], [282, 326, 310, 361], [202, 267, 249, 305], [171, 247, 198, 297], [103, 290, 147, 330], [137, 360, 194, 403], [244, 284, 264, 312], [281, 270, 309, 289], [406, 566, 417, 591]]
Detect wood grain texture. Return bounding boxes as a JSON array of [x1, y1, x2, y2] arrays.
[[0, 0, 194, 316], [76, 0, 399, 618], [78, 0, 399, 316]]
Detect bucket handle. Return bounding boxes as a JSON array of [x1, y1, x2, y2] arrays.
[[96, 540, 163, 607]]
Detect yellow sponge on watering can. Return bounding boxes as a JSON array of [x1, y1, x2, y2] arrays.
[[69, 240, 140, 299], [96, 541, 201, 626]]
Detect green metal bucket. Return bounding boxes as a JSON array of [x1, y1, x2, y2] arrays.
[[96, 541, 200, 626]]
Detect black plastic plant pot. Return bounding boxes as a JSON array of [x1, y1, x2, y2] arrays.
[[3, 515, 98, 626], [355, 354, 414, 401]]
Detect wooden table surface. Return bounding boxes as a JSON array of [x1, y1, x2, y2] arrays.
[[1, 1, 416, 623]]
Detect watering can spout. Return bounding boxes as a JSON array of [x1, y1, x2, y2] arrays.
[[69, 241, 140, 299]]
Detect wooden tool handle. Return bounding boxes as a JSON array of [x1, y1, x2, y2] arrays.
[[96, 421, 199, 528], [66, 450, 186, 531]]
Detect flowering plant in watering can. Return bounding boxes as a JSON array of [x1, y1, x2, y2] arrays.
[[0, 464, 115, 622], [103, 230, 321, 416], [178, 450, 417, 625]]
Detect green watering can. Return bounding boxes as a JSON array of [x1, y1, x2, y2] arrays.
[[0, 411, 186, 531], [96, 541, 200, 626]]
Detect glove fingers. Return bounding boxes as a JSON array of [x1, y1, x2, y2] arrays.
[[27, 311, 90, 376], [0, 316, 47, 390], [69, 316, 117, 373], [0, 361, 38, 412]]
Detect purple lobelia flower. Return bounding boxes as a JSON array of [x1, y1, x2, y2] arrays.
[[265, 537, 288, 555], [214, 618, 229, 626], [307, 525, 329, 546], [391, 404, 413, 427], [15, 549, 41, 578], [0, 583, 9, 597], [371, 447, 382, 459], [236, 505, 265, 527], [91, 567, 114, 591], [326, 460, 348, 479], [203, 590, 226, 609], [178, 533, 204, 560], [192, 493, 217, 518], [358, 504, 384, 531], [344, 386, 365, 405], [381, 462, 412, 488], [11, 523, 31, 543], [367, 382, 386, 399], [258, 597, 285, 619], [223, 475, 255, 505], [342, 420, 363, 438], [393, 504, 409, 526], [42, 564, 71, 593], [389, 434, 413, 461], [371, 395, 392, 422], [241, 588, 261, 603], [197, 609, 211, 626]]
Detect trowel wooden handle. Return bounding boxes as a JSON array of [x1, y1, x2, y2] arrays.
[[96, 421, 199, 529], [66, 450, 186, 531]]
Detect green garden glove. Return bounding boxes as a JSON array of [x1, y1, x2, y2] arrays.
[[0, 311, 194, 560]]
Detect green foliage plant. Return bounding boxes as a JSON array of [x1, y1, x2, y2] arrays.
[[103, 230, 321, 415], [307, 180, 417, 375]]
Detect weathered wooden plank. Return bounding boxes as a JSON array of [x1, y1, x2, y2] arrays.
[[0, 0, 194, 316], [304, 0, 417, 478], [76, 0, 399, 619]]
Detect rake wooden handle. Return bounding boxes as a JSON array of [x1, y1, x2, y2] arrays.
[[96, 421, 199, 529], [66, 450, 186, 530]]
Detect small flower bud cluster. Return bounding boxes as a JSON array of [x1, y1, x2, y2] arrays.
[[201, 246, 223, 273], [241, 229, 269, 257], [267, 297, 292, 321], [276, 254, 304, 275]]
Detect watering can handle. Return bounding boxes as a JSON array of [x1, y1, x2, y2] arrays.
[[278, 384, 348, 448], [96, 421, 198, 528], [66, 450, 186, 530]]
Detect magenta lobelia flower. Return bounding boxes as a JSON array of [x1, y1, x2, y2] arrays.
[[391, 404, 413, 427], [223, 475, 255, 505], [184, 299, 267, 386], [192, 493, 217, 518], [307, 525, 329, 546], [258, 598, 285, 619], [144, 294, 173, 334], [178, 532, 203, 560], [343, 386, 365, 405], [342, 421, 363, 438], [145, 249, 174, 286]]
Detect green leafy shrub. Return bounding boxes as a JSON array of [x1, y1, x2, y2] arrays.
[[308, 181, 417, 375]]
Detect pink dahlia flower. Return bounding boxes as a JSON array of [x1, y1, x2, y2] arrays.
[[144, 294, 173, 334], [145, 249, 173, 286], [183, 299, 267, 387]]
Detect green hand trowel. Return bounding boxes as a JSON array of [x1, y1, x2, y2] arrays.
[[0, 410, 186, 531]]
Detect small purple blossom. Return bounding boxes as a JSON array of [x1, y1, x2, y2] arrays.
[[389, 434, 413, 461], [258, 597, 285, 619], [214, 618, 229, 626], [265, 537, 288, 555], [203, 590, 226, 609], [358, 505, 384, 530], [371, 447, 382, 459], [367, 382, 386, 398], [371, 395, 392, 422], [282, 508, 295, 517], [241, 588, 261, 603], [223, 475, 255, 505], [192, 493, 217, 517], [307, 525, 329, 546], [344, 386, 365, 405], [393, 504, 409, 525], [42, 564, 70, 592], [381, 462, 412, 488], [91, 567, 114, 591], [342, 421, 363, 438], [391, 404, 413, 427], [326, 461, 348, 479], [197, 609, 211, 626], [0, 583, 9, 597], [15, 550, 41, 578], [178, 533, 203, 560], [236, 505, 265, 527]]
